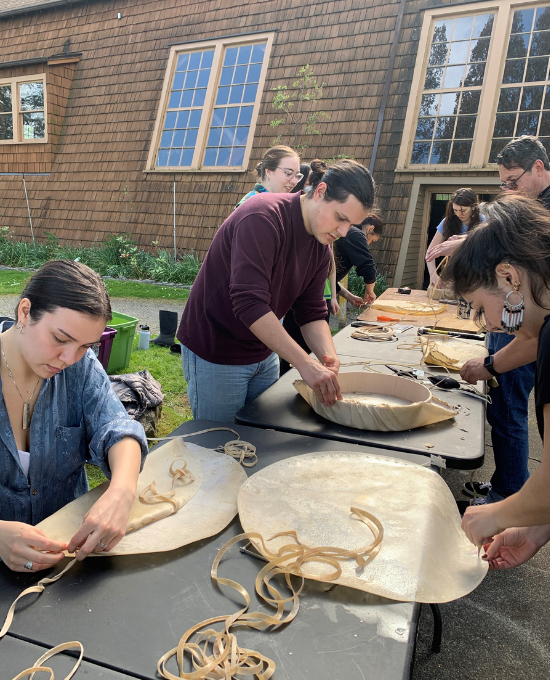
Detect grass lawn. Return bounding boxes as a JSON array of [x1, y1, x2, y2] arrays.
[[85, 335, 192, 489], [0, 270, 190, 301]]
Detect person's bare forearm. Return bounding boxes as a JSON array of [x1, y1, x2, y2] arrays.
[[107, 437, 142, 500], [493, 336, 537, 374], [250, 311, 312, 370], [301, 319, 338, 364]]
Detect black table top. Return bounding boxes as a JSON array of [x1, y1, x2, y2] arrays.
[[237, 327, 486, 469], [0, 421, 421, 680]]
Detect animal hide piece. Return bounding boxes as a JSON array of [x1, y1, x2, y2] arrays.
[[420, 335, 488, 371], [37, 439, 247, 555], [238, 451, 488, 603], [371, 299, 448, 316], [294, 372, 456, 431]]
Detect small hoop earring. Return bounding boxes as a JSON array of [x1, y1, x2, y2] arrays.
[[501, 285, 524, 332]]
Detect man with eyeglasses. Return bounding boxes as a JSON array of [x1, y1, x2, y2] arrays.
[[459, 136, 550, 507]]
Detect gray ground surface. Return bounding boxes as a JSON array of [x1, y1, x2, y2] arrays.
[[0, 295, 185, 335]]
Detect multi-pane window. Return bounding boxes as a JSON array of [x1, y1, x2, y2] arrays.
[[149, 34, 274, 172], [0, 77, 45, 144], [411, 13, 494, 165], [491, 6, 550, 160]]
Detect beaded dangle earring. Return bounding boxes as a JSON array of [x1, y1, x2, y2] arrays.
[[501, 282, 524, 332]]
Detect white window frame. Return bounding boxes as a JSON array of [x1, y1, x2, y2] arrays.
[[0, 73, 48, 145], [146, 32, 275, 173], [397, 0, 550, 171]]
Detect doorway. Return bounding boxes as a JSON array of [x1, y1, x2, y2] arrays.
[[420, 191, 495, 289]]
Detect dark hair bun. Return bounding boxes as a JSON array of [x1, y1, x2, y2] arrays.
[[310, 159, 328, 173]]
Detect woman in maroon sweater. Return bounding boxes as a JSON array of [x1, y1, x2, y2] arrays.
[[177, 159, 375, 423]]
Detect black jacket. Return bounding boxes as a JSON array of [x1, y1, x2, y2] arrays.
[[334, 226, 376, 293]]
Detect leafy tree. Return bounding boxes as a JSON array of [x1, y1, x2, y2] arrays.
[[270, 65, 329, 150]]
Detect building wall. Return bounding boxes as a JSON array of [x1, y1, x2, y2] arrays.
[[0, 0, 497, 277]]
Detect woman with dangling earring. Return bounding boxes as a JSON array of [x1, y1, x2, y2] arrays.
[[440, 193, 550, 569]]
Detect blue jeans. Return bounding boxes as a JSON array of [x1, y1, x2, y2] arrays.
[[486, 333, 535, 502], [181, 346, 280, 423]]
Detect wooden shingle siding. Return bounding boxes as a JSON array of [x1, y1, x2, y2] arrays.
[[0, 0, 497, 276]]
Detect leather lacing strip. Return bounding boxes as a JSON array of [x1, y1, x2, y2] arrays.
[[148, 428, 258, 468], [157, 507, 383, 680], [140, 458, 195, 510], [10, 641, 84, 680]]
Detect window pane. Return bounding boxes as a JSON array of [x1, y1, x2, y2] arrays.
[[460, 90, 481, 114], [434, 116, 455, 138], [180, 90, 193, 108], [251, 44, 265, 63], [489, 138, 513, 162], [217, 146, 231, 165], [224, 47, 238, 66], [184, 71, 198, 89], [516, 111, 540, 135], [230, 147, 245, 166], [448, 41, 469, 65], [424, 67, 443, 90], [0, 113, 13, 140], [201, 51, 214, 69], [450, 140, 472, 163], [225, 108, 239, 125], [234, 127, 248, 145], [220, 67, 233, 86], [233, 65, 248, 84], [430, 140, 451, 163], [411, 141, 431, 164], [172, 130, 185, 147], [238, 106, 253, 125], [247, 63, 262, 83], [22, 112, 44, 138], [176, 53, 189, 71], [464, 62, 485, 86], [419, 93, 439, 116], [521, 85, 544, 110], [203, 147, 218, 165], [193, 89, 206, 107], [429, 42, 448, 66], [469, 38, 490, 62], [526, 57, 548, 81], [497, 87, 521, 111], [237, 45, 252, 64], [545, 85, 550, 109], [197, 70, 210, 87], [503, 59, 526, 83], [455, 116, 476, 138], [0, 85, 12, 113], [222, 127, 236, 145], [20, 82, 43, 111], [172, 72, 185, 90], [181, 148, 194, 166], [156, 149, 169, 166], [228, 84, 244, 104], [530, 30, 550, 57], [452, 17, 473, 40], [493, 113, 516, 137], [216, 87, 230, 105], [415, 118, 435, 139], [507, 34, 529, 59], [540, 110, 550, 135], [242, 84, 257, 103], [443, 65, 465, 88], [439, 91, 460, 115], [473, 14, 494, 38], [512, 9, 535, 34], [189, 52, 201, 70], [536, 7, 550, 31], [176, 111, 189, 128], [189, 110, 202, 127], [433, 20, 453, 43], [168, 148, 182, 165], [207, 128, 222, 146], [160, 131, 173, 147]]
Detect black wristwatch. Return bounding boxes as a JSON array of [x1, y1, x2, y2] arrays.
[[483, 354, 501, 378]]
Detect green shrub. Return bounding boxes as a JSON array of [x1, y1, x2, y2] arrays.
[[347, 269, 389, 298], [0, 230, 201, 285]]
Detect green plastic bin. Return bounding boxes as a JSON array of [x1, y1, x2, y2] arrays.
[[106, 312, 139, 373]]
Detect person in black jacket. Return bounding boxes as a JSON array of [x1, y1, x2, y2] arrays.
[[334, 214, 383, 308]]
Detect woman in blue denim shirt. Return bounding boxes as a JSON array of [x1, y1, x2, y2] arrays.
[[0, 261, 147, 572]]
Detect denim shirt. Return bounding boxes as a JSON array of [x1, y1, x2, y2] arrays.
[[0, 348, 148, 525]]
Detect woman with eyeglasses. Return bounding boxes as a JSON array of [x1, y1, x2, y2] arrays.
[[235, 145, 302, 208], [425, 188, 483, 286], [0, 261, 147, 572], [440, 194, 550, 569]]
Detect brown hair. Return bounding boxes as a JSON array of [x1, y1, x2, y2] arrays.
[[305, 158, 375, 210], [16, 260, 112, 323], [255, 145, 300, 180], [442, 188, 480, 239]]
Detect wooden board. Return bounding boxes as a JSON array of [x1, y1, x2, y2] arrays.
[[358, 288, 480, 332]]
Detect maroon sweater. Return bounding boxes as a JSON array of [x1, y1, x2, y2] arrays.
[[177, 191, 331, 365]]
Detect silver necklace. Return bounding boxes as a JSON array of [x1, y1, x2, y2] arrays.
[[0, 337, 41, 429]]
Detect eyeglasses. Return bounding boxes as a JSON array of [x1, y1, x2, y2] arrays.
[[278, 167, 304, 182], [499, 167, 530, 190]]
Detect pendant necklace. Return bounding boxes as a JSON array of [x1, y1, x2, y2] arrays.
[[0, 337, 41, 429]]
